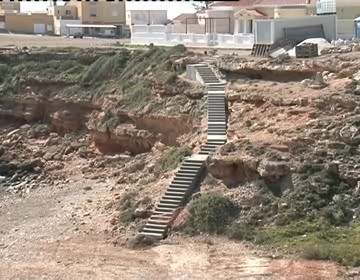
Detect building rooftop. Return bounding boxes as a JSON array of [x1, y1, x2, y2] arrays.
[[212, 0, 315, 8]]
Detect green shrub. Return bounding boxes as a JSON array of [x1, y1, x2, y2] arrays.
[[154, 146, 191, 173], [100, 110, 125, 128], [120, 82, 152, 108], [226, 221, 254, 241], [186, 192, 237, 234], [118, 192, 137, 225]]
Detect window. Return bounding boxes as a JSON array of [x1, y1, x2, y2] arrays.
[[90, 6, 97, 17], [111, 3, 118, 17], [65, 10, 71, 15]]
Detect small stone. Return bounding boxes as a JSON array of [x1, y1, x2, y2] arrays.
[[83, 186, 92, 191]]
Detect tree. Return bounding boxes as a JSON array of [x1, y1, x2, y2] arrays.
[[192, 1, 215, 11]]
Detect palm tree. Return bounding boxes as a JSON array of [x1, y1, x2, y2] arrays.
[[192, 1, 215, 11]]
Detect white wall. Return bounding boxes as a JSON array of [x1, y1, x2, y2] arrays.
[[54, 19, 81, 36], [131, 25, 254, 49], [254, 15, 336, 44], [337, 19, 356, 39]]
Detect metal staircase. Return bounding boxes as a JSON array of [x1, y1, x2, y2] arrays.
[[140, 64, 227, 239]]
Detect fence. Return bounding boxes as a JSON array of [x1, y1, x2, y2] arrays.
[[131, 24, 254, 49]]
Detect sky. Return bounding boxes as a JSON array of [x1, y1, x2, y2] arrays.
[[20, 1, 196, 19]]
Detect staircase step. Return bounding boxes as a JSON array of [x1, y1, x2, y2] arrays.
[[169, 182, 191, 188], [201, 147, 216, 152], [172, 179, 193, 185], [167, 188, 188, 193], [208, 122, 226, 126], [139, 232, 164, 238], [156, 203, 179, 209], [199, 150, 212, 154], [174, 174, 195, 180], [159, 198, 182, 205], [148, 219, 169, 225], [179, 166, 202, 172], [206, 140, 226, 144], [155, 206, 177, 212], [182, 160, 204, 166], [162, 195, 183, 201], [142, 227, 166, 234], [176, 169, 199, 175], [168, 185, 189, 190], [149, 214, 171, 220], [164, 191, 187, 197], [208, 125, 226, 129], [202, 144, 217, 149], [208, 128, 226, 131], [208, 113, 226, 116], [144, 223, 169, 230], [208, 128, 226, 132], [152, 209, 175, 214]]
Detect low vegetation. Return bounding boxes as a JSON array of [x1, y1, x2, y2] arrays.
[[0, 45, 187, 112], [118, 191, 137, 225], [186, 192, 237, 234], [255, 221, 360, 266], [154, 146, 191, 174]]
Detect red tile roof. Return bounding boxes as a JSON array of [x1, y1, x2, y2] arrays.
[[255, 0, 315, 6], [234, 8, 266, 17], [172, 13, 197, 22], [211, 0, 257, 7], [212, 0, 315, 7]]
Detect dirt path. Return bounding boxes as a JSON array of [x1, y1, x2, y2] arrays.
[[0, 179, 345, 280]]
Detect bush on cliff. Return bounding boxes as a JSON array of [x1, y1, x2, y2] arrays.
[[186, 192, 237, 234]]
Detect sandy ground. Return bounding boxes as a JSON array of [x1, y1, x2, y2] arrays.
[[0, 176, 346, 280]]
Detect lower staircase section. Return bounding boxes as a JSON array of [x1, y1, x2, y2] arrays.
[[141, 155, 207, 238], [140, 64, 227, 239]]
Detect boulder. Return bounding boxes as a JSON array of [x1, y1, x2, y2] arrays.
[[339, 124, 360, 146], [257, 160, 290, 179]]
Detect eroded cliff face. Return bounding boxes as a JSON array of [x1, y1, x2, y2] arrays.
[[0, 47, 204, 157], [0, 95, 97, 132]]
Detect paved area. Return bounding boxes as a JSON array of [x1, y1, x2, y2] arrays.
[[0, 33, 129, 48]]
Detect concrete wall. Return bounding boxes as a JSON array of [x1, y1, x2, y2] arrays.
[[126, 10, 167, 25], [186, 64, 206, 82], [254, 15, 336, 44], [5, 13, 54, 34], [337, 6, 360, 19], [337, 19, 355, 38], [274, 8, 308, 19]]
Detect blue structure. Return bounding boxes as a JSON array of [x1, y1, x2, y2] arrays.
[[355, 17, 360, 39]]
